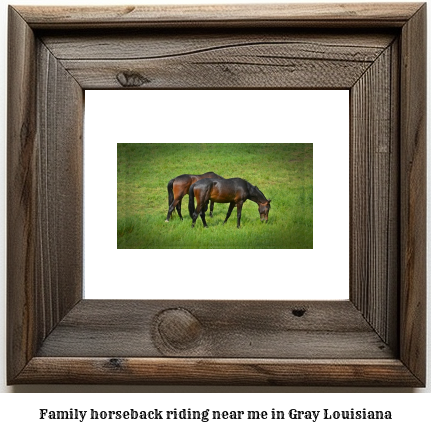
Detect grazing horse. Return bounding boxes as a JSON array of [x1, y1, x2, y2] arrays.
[[188, 178, 271, 228], [165, 172, 224, 222]]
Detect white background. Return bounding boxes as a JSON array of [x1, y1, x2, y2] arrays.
[[0, 0, 429, 424], [85, 90, 349, 300]]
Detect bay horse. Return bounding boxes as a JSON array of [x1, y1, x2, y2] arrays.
[[188, 178, 271, 228], [165, 172, 224, 222]]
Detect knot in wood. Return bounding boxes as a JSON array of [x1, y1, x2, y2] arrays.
[[116, 71, 150, 87], [108, 358, 123, 369], [292, 308, 306, 317], [154, 308, 203, 351]]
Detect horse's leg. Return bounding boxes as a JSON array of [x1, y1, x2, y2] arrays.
[[166, 196, 181, 222], [191, 205, 202, 227], [203, 201, 209, 213], [236, 201, 244, 228], [223, 202, 235, 225], [191, 201, 203, 227], [199, 203, 209, 228], [193, 190, 210, 228], [176, 198, 183, 220], [209, 200, 215, 218]]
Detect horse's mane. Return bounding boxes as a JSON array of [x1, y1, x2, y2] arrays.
[[252, 185, 268, 203], [225, 178, 268, 203]]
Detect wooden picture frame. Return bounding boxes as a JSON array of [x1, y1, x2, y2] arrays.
[[7, 3, 426, 386]]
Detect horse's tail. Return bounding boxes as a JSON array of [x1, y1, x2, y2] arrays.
[[167, 178, 176, 214], [188, 183, 196, 218]]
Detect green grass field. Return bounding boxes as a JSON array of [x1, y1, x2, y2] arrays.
[[117, 143, 312, 249]]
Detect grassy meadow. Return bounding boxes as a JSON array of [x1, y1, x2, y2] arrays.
[[117, 143, 312, 249]]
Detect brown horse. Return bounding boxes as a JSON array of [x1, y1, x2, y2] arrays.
[[188, 177, 271, 228], [165, 172, 224, 222]]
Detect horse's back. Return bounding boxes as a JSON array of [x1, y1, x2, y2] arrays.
[[192, 177, 249, 204], [174, 174, 193, 182], [193, 177, 214, 190], [191, 177, 248, 192], [204, 178, 245, 203], [171, 175, 195, 198], [218, 177, 249, 189], [173, 172, 223, 183], [201, 171, 224, 180]]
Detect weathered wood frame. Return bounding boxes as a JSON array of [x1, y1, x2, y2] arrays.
[[7, 3, 426, 386]]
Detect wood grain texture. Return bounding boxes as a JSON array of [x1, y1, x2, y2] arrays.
[[15, 3, 423, 29], [7, 6, 38, 381], [35, 40, 84, 335], [50, 31, 394, 89], [15, 358, 423, 386], [7, 6, 83, 383], [36, 300, 394, 359], [350, 43, 399, 349], [7, 3, 427, 386], [40, 31, 395, 60], [399, 3, 427, 385]]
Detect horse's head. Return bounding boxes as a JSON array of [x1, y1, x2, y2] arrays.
[[258, 200, 271, 222]]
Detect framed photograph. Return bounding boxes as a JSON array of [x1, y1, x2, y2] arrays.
[[7, 3, 426, 386], [85, 89, 349, 301]]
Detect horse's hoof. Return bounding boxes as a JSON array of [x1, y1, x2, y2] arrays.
[[165, 220, 169, 223], [209, 213, 213, 218], [204, 226, 208, 229], [191, 224, 195, 228]]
